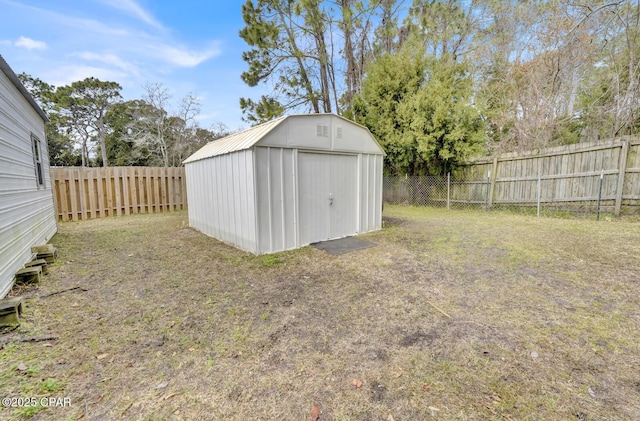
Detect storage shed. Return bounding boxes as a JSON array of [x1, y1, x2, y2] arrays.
[[184, 114, 384, 254], [0, 55, 57, 297]]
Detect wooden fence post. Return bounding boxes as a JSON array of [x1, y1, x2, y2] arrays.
[[614, 140, 630, 216], [50, 168, 61, 221], [488, 156, 498, 207]]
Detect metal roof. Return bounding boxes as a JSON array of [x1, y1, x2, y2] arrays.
[[0, 54, 49, 123], [183, 113, 385, 164], [183, 115, 287, 164]]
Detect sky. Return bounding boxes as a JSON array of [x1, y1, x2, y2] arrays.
[[0, 0, 263, 131]]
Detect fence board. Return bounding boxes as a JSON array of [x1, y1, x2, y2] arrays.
[[50, 166, 187, 221], [386, 138, 640, 215], [129, 170, 138, 214], [122, 167, 130, 216], [87, 169, 96, 219]]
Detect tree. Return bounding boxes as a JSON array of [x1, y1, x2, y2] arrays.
[[397, 55, 485, 174], [121, 83, 207, 166], [55, 78, 122, 166], [353, 39, 484, 175], [17, 73, 80, 165], [194, 123, 231, 147], [579, 1, 640, 139], [137, 83, 172, 166], [372, 0, 404, 57], [169, 93, 202, 166], [239, 96, 285, 125], [239, 0, 389, 122], [239, 0, 321, 122], [104, 100, 151, 166], [405, 0, 477, 61]]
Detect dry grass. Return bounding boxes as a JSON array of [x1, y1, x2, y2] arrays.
[[1, 206, 639, 420]]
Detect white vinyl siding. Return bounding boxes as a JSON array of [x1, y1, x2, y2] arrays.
[[0, 60, 57, 298]]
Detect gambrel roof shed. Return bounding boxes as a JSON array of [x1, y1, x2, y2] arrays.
[[184, 114, 384, 254]]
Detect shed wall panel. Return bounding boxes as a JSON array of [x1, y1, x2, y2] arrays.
[[0, 68, 57, 298], [358, 154, 383, 233], [269, 148, 284, 252], [298, 152, 331, 245], [255, 147, 297, 254], [329, 154, 358, 239], [185, 150, 257, 253]]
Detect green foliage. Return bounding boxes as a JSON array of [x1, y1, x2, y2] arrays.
[[239, 96, 285, 125], [104, 100, 150, 166], [477, 55, 514, 147], [24, 365, 40, 375], [54, 77, 122, 166], [406, 0, 474, 59], [17, 73, 81, 166], [13, 403, 45, 418], [353, 39, 485, 175], [258, 254, 283, 267], [550, 118, 582, 146], [40, 378, 63, 393], [239, 0, 321, 122], [238, 0, 382, 121]]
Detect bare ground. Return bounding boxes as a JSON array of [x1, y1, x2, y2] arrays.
[[1, 206, 639, 420]]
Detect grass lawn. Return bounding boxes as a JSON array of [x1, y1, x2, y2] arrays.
[[1, 205, 639, 420]]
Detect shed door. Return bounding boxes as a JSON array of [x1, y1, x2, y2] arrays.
[[298, 152, 358, 245]]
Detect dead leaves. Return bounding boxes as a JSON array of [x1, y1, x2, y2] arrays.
[[310, 403, 321, 420], [352, 378, 363, 389]]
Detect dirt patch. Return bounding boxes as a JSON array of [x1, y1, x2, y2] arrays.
[[1, 207, 639, 420], [369, 380, 387, 402]]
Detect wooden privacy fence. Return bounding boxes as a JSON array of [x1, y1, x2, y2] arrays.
[[51, 167, 187, 221], [453, 137, 640, 215], [384, 137, 640, 215]]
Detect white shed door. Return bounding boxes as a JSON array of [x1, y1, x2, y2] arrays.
[[298, 152, 358, 245]]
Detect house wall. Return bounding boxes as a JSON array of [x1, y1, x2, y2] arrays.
[[0, 69, 57, 298], [185, 149, 258, 253]]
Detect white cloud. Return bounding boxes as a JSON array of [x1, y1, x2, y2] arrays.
[[100, 0, 164, 29], [152, 43, 222, 68], [2, 1, 221, 69], [73, 52, 140, 76], [15, 36, 47, 50], [46, 65, 128, 87]]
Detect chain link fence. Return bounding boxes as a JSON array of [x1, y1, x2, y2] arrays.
[[384, 175, 488, 210], [383, 173, 626, 218]]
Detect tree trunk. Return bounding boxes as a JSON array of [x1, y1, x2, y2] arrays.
[[276, 3, 320, 113], [97, 114, 108, 167]]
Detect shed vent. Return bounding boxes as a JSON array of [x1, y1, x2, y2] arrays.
[[316, 123, 329, 137], [336, 126, 342, 139]]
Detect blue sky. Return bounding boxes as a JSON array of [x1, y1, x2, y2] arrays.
[[0, 0, 261, 131]]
